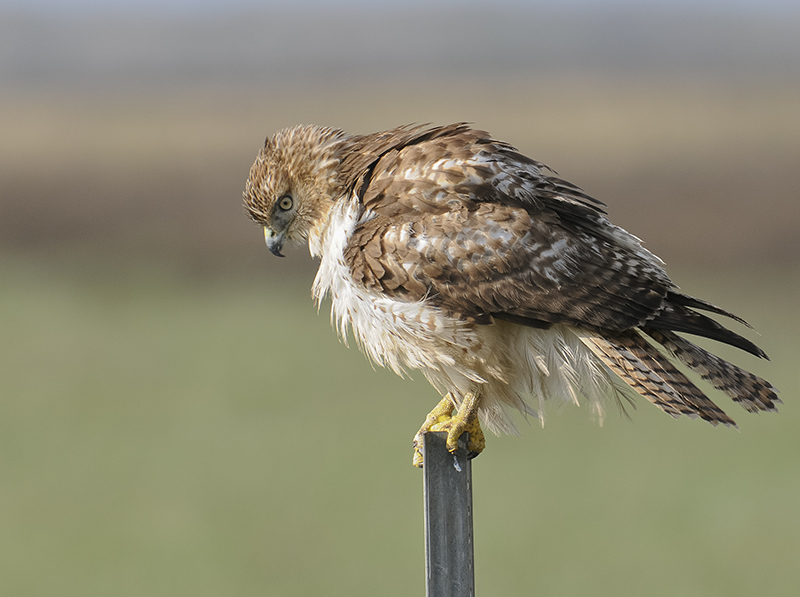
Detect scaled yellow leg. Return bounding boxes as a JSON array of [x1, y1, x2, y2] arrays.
[[412, 395, 455, 468], [412, 392, 486, 468], [432, 391, 486, 455]]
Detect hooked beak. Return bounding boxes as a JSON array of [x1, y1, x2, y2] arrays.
[[264, 226, 286, 257]]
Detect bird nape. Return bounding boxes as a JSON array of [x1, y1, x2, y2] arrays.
[[242, 123, 779, 467]]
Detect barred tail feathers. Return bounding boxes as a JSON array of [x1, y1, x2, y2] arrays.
[[642, 328, 780, 413], [580, 331, 738, 426]]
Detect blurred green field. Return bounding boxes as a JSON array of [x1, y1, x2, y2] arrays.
[[1, 253, 797, 596]]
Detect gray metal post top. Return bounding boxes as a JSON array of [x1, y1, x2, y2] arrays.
[[423, 431, 475, 597]]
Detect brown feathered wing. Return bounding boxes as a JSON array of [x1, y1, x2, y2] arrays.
[[339, 124, 778, 423]]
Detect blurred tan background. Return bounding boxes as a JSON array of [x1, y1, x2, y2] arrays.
[[2, 1, 799, 595]]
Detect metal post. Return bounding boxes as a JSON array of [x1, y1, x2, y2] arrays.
[[423, 431, 475, 597]]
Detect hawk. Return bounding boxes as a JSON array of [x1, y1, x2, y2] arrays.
[[243, 123, 778, 466]]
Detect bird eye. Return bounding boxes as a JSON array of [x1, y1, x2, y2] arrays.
[[278, 195, 293, 211]]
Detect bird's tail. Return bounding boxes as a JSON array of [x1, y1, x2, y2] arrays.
[[579, 329, 778, 426], [642, 328, 780, 413]]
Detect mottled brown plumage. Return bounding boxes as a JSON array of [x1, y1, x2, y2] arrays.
[[243, 123, 779, 464]]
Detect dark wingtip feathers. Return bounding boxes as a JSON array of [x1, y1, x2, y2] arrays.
[[647, 298, 769, 360]]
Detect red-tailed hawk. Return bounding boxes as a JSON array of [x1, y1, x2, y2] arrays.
[[243, 123, 778, 466]]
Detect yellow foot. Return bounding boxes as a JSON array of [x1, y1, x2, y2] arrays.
[[412, 392, 486, 468]]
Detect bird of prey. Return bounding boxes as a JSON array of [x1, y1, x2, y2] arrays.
[[243, 123, 778, 467]]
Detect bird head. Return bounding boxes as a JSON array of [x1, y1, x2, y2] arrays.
[[243, 125, 349, 257]]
